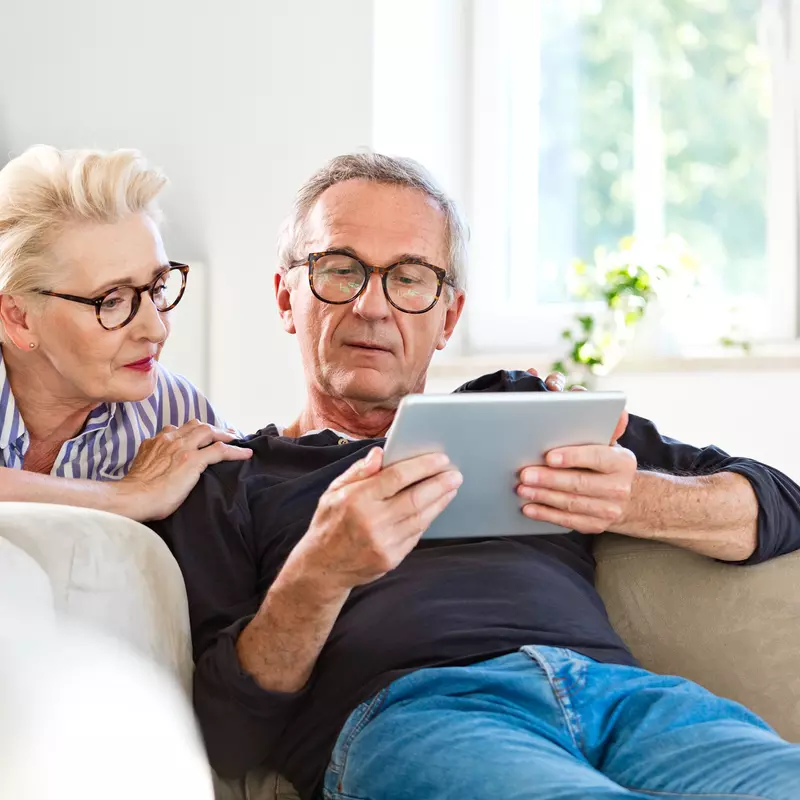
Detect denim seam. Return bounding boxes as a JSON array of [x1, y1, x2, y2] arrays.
[[522, 647, 585, 754], [621, 788, 769, 800], [328, 687, 392, 782]]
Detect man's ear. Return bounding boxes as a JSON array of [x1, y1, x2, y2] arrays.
[[436, 290, 466, 351], [274, 271, 296, 335], [0, 294, 36, 349]]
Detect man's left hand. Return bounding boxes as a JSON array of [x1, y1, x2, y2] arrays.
[[517, 443, 637, 534], [520, 367, 635, 534], [526, 367, 577, 393]]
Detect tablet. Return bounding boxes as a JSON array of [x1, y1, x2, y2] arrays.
[[383, 391, 627, 539]]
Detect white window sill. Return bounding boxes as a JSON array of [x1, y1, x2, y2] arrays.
[[429, 341, 800, 383]]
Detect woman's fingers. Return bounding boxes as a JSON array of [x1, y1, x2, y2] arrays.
[[155, 422, 235, 452], [195, 441, 253, 468]]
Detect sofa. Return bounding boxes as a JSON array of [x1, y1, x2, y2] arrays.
[[2, 501, 799, 800]]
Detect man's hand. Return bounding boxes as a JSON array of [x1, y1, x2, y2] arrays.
[[289, 447, 462, 594], [237, 448, 460, 695], [516, 443, 637, 534], [526, 367, 585, 393]]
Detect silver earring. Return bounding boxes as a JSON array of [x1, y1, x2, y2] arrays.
[[28, 342, 36, 349]]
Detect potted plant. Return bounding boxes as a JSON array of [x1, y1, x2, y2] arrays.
[[551, 235, 699, 387]]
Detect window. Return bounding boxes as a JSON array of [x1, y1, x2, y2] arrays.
[[373, 0, 798, 355], [469, 0, 797, 352]]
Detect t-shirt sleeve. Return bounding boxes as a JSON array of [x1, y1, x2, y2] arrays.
[[149, 465, 305, 777], [620, 413, 800, 565]]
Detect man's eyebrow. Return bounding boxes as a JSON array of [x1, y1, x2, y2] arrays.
[[91, 264, 169, 295], [392, 252, 436, 264], [326, 247, 435, 265]]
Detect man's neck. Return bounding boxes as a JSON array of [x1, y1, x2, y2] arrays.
[[3, 346, 97, 446], [285, 393, 398, 440]]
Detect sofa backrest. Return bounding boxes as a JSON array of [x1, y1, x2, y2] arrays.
[[595, 533, 800, 742]]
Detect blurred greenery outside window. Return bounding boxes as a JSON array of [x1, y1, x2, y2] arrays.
[[466, 0, 794, 354]]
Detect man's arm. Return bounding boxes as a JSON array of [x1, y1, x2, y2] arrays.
[[148, 459, 289, 778], [152, 447, 459, 777], [235, 553, 350, 694], [518, 413, 800, 564], [614, 470, 757, 561], [235, 448, 460, 693]]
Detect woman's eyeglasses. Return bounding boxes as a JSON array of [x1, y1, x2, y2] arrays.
[[37, 263, 189, 331]]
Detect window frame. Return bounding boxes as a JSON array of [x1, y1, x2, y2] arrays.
[[465, 0, 799, 353]]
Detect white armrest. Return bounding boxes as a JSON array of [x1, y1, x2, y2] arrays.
[[0, 503, 192, 693]]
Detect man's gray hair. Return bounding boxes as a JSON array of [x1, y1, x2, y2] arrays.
[[277, 153, 468, 294]]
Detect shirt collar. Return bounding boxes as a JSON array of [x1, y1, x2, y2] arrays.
[[82, 401, 117, 433], [0, 347, 26, 451]]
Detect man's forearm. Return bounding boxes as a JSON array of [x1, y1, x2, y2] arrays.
[[236, 553, 350, 693], [0, 466, 134, 517], [613, 470, 758, 561]]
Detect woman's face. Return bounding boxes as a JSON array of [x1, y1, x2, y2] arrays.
[[28, 214, 174, 404]]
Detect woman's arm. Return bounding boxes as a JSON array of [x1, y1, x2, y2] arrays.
[[0, 422, 253, 522], [0, 466, 137, 516]]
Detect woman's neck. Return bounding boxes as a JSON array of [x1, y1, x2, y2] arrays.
[[3, 346, 97, 446]]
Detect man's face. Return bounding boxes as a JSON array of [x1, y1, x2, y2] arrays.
[[276, 180, 465, 408]]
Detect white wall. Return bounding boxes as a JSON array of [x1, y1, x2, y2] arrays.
[[2, 0, 798, 477], [426, 360, 800, 479], [0, 0, 373, 432]]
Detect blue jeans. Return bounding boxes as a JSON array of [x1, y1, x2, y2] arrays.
[[322, 646, 800, 799]]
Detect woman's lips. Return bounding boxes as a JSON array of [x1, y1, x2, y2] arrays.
[[124, 357, 155, 372]]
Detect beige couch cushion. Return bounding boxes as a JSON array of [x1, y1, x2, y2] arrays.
[[595, 533, 800, 741]]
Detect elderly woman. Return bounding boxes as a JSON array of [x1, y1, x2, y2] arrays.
[[0, 146, 251, 521]]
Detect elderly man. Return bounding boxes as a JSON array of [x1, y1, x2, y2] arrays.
[[153, 154, 800, 800]]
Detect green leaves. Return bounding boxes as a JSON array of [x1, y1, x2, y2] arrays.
[[552, 235, 693, 385]]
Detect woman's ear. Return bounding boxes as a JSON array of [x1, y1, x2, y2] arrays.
[[0, 294, 36, 349], [274, 272, 296, 335]]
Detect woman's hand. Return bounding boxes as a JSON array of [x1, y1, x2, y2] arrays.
[[116, 420, 253, 521]]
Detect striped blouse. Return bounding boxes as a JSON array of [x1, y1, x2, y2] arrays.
[[0, 347, 227, 480]]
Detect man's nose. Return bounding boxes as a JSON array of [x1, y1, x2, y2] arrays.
[[352, 273, 391, 320]]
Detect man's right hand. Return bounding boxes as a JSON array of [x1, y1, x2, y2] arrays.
[[290, 447, 462, 594], [115, 420, 253, 521]]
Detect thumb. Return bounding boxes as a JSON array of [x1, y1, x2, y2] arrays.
[[328, 447, 384, 490]]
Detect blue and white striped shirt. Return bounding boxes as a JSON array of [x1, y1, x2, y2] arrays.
[[0, 347, 227, 480]]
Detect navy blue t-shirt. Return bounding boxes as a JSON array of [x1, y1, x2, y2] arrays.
[[151, 371, 800, 800]]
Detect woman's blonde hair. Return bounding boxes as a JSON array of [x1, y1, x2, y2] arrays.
[[0, 145, 167, 340]]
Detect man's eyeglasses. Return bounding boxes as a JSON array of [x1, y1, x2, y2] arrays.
[[37, 263, 189, 331], [291, 250, 454, 314]]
